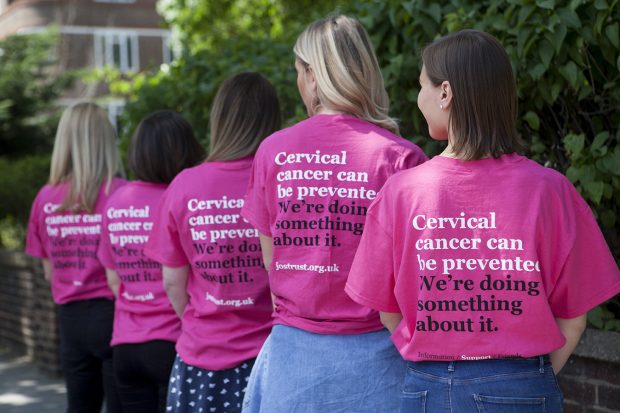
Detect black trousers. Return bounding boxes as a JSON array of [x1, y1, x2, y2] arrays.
[[113, 340, 176, 413], [57, 298, 123, 413]]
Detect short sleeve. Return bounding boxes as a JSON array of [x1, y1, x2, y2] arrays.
[[241, 148, 272, 236], [110, 177, 127, 192], [345, 188, 400, 313], [143, 187, 189, 267], [547, 195, 620, 318], [398, 144, 428, 171], [25, 189, 47, 259], [97, 205, 115, 269]]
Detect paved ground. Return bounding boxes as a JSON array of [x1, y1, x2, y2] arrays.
[[0, 347, 67, 413]]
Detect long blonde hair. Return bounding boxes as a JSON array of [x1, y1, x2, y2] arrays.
[[49, 102, 120, 212], [293, 15, 399, 134]]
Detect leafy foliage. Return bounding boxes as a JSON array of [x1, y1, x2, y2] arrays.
[[104, 0, 341, 148], [356, 1, 620, 159], [0, 31, 73, 249], [0, 155, 50, 223], [0, 31, 75, 157], [0, 155, 50, 249]]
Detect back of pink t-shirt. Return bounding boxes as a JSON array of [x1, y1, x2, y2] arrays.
[[346, 154, 620, 360], [144, 158, 272, 370], [241, 114, 427, 334], [26, 178, 126, 304], [98, 181, 181, 346]]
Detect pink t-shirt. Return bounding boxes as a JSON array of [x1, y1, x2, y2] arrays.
[[26, 178, 126, 304], [98, 181, 181, 346], [346, 154, 620, 361], [241, 114, 427, 334], [144, 158, 272, 370]]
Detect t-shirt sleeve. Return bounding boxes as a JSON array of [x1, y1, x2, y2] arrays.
[[143, 188, 189, 268], [25, 190, 47, 259], [97, 205, 115, 269], [345, 189, 400, 313], [397, 143, 428, 171], [547, 193, 620, 318], [241, 149, 272, 236]]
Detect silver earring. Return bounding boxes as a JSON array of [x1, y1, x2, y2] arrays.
[[440, 104, 444, 109]]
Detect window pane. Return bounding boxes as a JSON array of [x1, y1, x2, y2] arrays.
[[126, 36, 133, 69], [112, 37, 121, 68]]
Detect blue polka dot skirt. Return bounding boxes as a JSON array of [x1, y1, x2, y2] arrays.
[[166, 354, 255, 413]]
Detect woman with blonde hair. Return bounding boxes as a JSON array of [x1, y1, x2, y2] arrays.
[[144, 72, 280, 413], [240, 15, 427, 412], [26, 102, 125, 413]]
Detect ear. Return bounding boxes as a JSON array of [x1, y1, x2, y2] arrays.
[[439, 80, 453, 110], [305, 65, 317, 95]]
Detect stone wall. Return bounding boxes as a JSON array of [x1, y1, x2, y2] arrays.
[[0, 249, 60, 376], [558, 328, 620, 412]]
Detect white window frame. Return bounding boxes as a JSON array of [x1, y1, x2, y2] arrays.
[[94, 30, 139, 72], [104, 100, 126, 132], [162, 35, 173, 64]]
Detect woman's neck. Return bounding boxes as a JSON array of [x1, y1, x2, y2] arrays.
[[440, 145, 458, 158], [314, 107, 345, 116], [440, 140, 494, 160], [440, 138, 459, 159]]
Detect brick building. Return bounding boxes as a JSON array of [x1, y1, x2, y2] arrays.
[[0, 0, 171, 125]]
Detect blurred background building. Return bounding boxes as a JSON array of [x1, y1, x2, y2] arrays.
[[0, 0, 171, 126]]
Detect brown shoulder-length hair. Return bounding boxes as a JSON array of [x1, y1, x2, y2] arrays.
[[206, 72, 281, 162], [422, 29, 523, 159], [128, 110, 205, 183]]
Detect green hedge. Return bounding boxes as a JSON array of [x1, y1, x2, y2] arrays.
[[0, 155, 50, 249], [102, 36, 307, 150], [0, 31, 73, 157], [101, 0, 336, 149]]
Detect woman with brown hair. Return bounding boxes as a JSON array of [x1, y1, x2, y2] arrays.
[[347, 29, 620, 412], [144, 72, 281, 413]]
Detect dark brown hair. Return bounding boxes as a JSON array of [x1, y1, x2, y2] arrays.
[[128, 111, 205, 183], [422, 29, 523, 159], [207, 72, 281, 162]]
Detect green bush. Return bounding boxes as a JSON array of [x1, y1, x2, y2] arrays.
[[101, 0, 338, 149], [0, 215, 26, 250], [0, 30, 75, 157], [0, 30, 72, 249], [102, 36, 307, 150], [0, 155, 50, 249]]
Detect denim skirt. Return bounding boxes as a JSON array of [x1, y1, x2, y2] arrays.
[[241, 324, 406, 413], [399, 356, 563, 413]]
